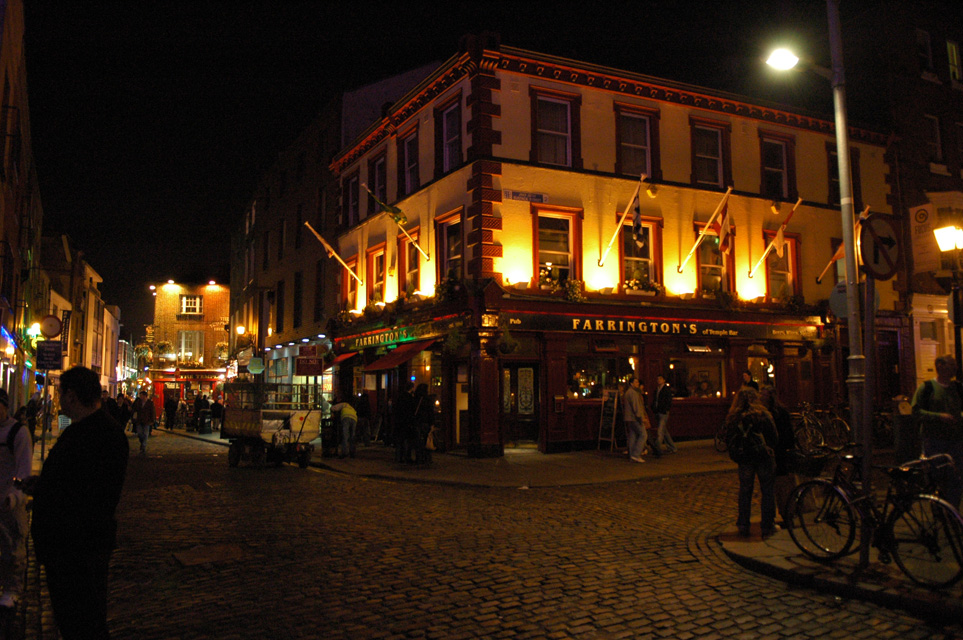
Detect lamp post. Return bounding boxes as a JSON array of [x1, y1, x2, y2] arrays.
[[933, 222, 963, 380], [768, 0, 868, 565]]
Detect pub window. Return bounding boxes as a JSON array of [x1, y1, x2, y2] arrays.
[[765, 232, 800, 302], [277, 219, 286, 261], [342, 257, 358, 310], [827, 143, 862, 209], [367, 246, 386, 304], [436, 211, 462, 280], [620, 217, 663, 291], [530, 87, 582, 168], [759, 132, 796, 200], [533, 205, 583, 286], [368, 152, 387, 215], [343, 172, 360, 226], [617, 111, 650, 177], [747, 355, 775, 389], [293, 271, 303, 329], [398, 129, 419, 197], [314, 259, 325, 322], [568, 356, 635, 399], [923, 114, 944, 163], [275, 279, 285, 333], [690, 118, 731, 187], [434, 96, 462, 176], [398, 231, 421, 297], [694, 223, 734, 296], [668, 357, 726, 399], [177, 330, 205, 365], [180, 295, 203, 315]]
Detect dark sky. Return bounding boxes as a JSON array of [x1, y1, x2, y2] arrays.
[[24, 0, 839, 341]]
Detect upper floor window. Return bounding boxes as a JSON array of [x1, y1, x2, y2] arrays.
[[759, 132, 796, 200], [314, 259, 325, 323], [177, 331, 204, 364], [277, 219, 286, 261], [690, 118, 731, 187], [398, 129, 419, 197], [435, 95, 462, 177], [827, 143, 862, 210], [916, 28, 934, 73], [924, 114, 944, 163], [294, 204, 303, 249], [343, 173, 360, 226], [532, 205, 582, 286], [619, 214, 662, 291], [293, 271, 303, 329], [275, 280, 285, 332], [530, 87, 582, 168], [398, 230, 421, 297], [694, 223, 734, 296], [949, 41, 962, 82], [366, 245, 386, 304], [615, 107, 654, 178], [368, 152, 387, 214], [343, 257, 358, 310], [180, 295, 203, 315], [436, 210, 463, 280], [763, 230, 800, 302]]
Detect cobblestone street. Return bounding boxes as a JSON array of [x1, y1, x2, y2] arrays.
[[24, 431, 963, 639]]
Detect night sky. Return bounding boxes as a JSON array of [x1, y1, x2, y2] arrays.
[[23, 1, 860, 341]]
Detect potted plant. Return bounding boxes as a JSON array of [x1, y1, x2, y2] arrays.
[[623, 276, 664, 296], [563, 279, 585, 303], [538, 266, 560, 292]]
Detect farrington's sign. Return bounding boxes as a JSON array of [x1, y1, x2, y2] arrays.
[[504, 312, 820, 341]]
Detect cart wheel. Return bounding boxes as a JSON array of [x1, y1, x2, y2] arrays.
[[297, 450, 311, 469], [228, 441, 242, 467], [251, 441, 267, 467]]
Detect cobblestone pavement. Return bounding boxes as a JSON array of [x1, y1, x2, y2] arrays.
[[21, 431, 963, 639]]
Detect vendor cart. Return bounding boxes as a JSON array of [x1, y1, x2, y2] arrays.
[[221, 382, 324, 468]]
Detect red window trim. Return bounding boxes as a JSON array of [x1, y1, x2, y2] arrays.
[[530, 203, 584, 287], [434, 206, 464, 282], [692, 221, 736, 295], [613, 102, 662, 181], [396, 124, 420, 198], [366, 149, 388, 215], [757, 129, 798, 201], [689, 116, 732, 188], [433, 90, 463, 179], [365, 242, 387, 304], [397, 227, 421, 298], [614, 211, 664, 290], [529, 85, 583, 169], [341, 170, 360, 227], [761, 229, 802, 299], [341, 255, 359, 309]]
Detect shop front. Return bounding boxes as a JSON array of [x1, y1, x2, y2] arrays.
[[149, 368, 225, 416]]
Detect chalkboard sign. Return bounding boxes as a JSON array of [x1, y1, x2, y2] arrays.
[[597, 388, 621, 452]]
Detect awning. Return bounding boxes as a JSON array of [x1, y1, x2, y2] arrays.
[[323, 351, 358, 371], [364, 339, 437, 372]]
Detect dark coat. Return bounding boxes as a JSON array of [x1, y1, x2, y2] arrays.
[[651, 384, 672, 415]]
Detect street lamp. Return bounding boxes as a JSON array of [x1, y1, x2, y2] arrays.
[[766, 0, 864, 441], [933, 218, 963, 380], [768, 0, 869, 567]]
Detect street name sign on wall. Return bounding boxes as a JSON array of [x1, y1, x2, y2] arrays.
[[36, 340, 62, 371]]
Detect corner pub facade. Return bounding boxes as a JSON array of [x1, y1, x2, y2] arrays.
[[326, 35, 904, 457]]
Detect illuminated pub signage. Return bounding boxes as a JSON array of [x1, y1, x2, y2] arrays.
[[504, 312, 820, 341], [336, 315, 464, 352]]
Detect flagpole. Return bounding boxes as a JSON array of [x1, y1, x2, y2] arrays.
[[362, 184, 430, 262], [815, 205, 870, 284], [677, 187, 732, 274], [748, 196, 803, 279], [304, 222, 363, 284], [598, 174, 646, 267]]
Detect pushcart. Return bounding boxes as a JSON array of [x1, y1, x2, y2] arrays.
[[221, 382, 324, 468]]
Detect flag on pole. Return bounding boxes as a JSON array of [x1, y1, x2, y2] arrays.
[[598, 173, 647, 267], [303, 222, 363, 284], [773, 225, 786, 258], [711, 204, 732, 255], [632, 199, 644, 248], [815, 205, 871, 284], [363, 184, 407, 225], [677, 187, 733, 273]]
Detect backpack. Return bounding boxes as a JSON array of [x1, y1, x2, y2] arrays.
[[726, 415, 773, 465]]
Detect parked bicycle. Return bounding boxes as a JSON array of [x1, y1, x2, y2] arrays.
[[790, 402, 851, 453], [785, 450, 963, 588]]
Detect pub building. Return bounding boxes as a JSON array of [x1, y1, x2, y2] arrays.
[[323, 36, 903, 456]]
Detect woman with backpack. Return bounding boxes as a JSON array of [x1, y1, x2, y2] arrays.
[[724, 387, 778, 538]]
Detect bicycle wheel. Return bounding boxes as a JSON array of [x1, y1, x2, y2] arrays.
[[714, 424, 728, 452], [823, 417, 851, 451], [794, 419, 824, 455], [890, 495, 963, 587], [786, 480, 858, 560]]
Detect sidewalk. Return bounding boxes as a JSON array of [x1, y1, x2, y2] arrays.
[[157, 426, 963, 623]]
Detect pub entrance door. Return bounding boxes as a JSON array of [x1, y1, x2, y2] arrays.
[[500, 364, 539, 445]]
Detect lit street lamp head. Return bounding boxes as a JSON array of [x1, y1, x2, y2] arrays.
[[766, 48, 799, 71]]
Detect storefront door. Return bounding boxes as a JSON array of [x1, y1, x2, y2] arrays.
[[500, 364, 539, 445]]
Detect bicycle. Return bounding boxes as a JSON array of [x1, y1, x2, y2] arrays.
[[785, 451, 963, 588], [789, 402, 826, 455]]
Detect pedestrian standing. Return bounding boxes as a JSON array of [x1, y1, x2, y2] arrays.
[[132, 391, 155, 454], [210, 396, 224, 431], [651, 374, 677, 454], [26, 366, 129, 639], [330, 396, 357, 459], [759, 384, 796, 523], [741, 370, 759, 390], [393, 381, 416, 463], [412, 384, 434, 465], [0, 389, 32, 609], [623, 377, 656, 462], [911, 354, 963, 508], [355, 392, 371, 447], [25, 391, 41, 443], [725, 387, 778, 537]]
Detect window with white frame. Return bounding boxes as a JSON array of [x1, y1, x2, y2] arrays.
[[924, 115, 943, 163], [537, 215, 571, 283], [368, 249, 386, 304], [535, 97, 571, 166], [177, 330, 205, 364], [368, 152, 387, 215], [618, 112, 650, 177], [764, 233, 798, 302], [438, 217, 462, 279], [692, 125, 723, 186], [917, 28, 934, 72], [949, 41, 962, 82], [442, 102, 461, 174], [402, 131, 419, 196], [344, 259, 358, 310], [761, 137, 789, 199], [180, 295, 203, 315], [405, 240, 420, 294]]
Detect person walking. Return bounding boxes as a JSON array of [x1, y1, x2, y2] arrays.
[[651, 374, 677, 454], [132, 391, 155, 454], [210, 396, 224, 431], [725, 387, 778, 538], [0, 389, 32, 609], [26, 365, 129, 639], [330, 396, 358, 459], [623, 377, 656, 462], [911, 354, 963, 508]]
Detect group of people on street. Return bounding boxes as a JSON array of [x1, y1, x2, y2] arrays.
[[622, 374, 677, 463]]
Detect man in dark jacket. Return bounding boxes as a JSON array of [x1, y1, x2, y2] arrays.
[[651, 375, 677, 454], [28, 366, 129, 639]]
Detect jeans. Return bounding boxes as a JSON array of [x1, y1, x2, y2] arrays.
[[0, 503, 27, 598], [625, 420, 647, 459], [737, 459, 775, 533], [135, 423, 151, 453], [340, 416, 357, 457], [655, 412, 676, 452], [923, 437, 963, 509]]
